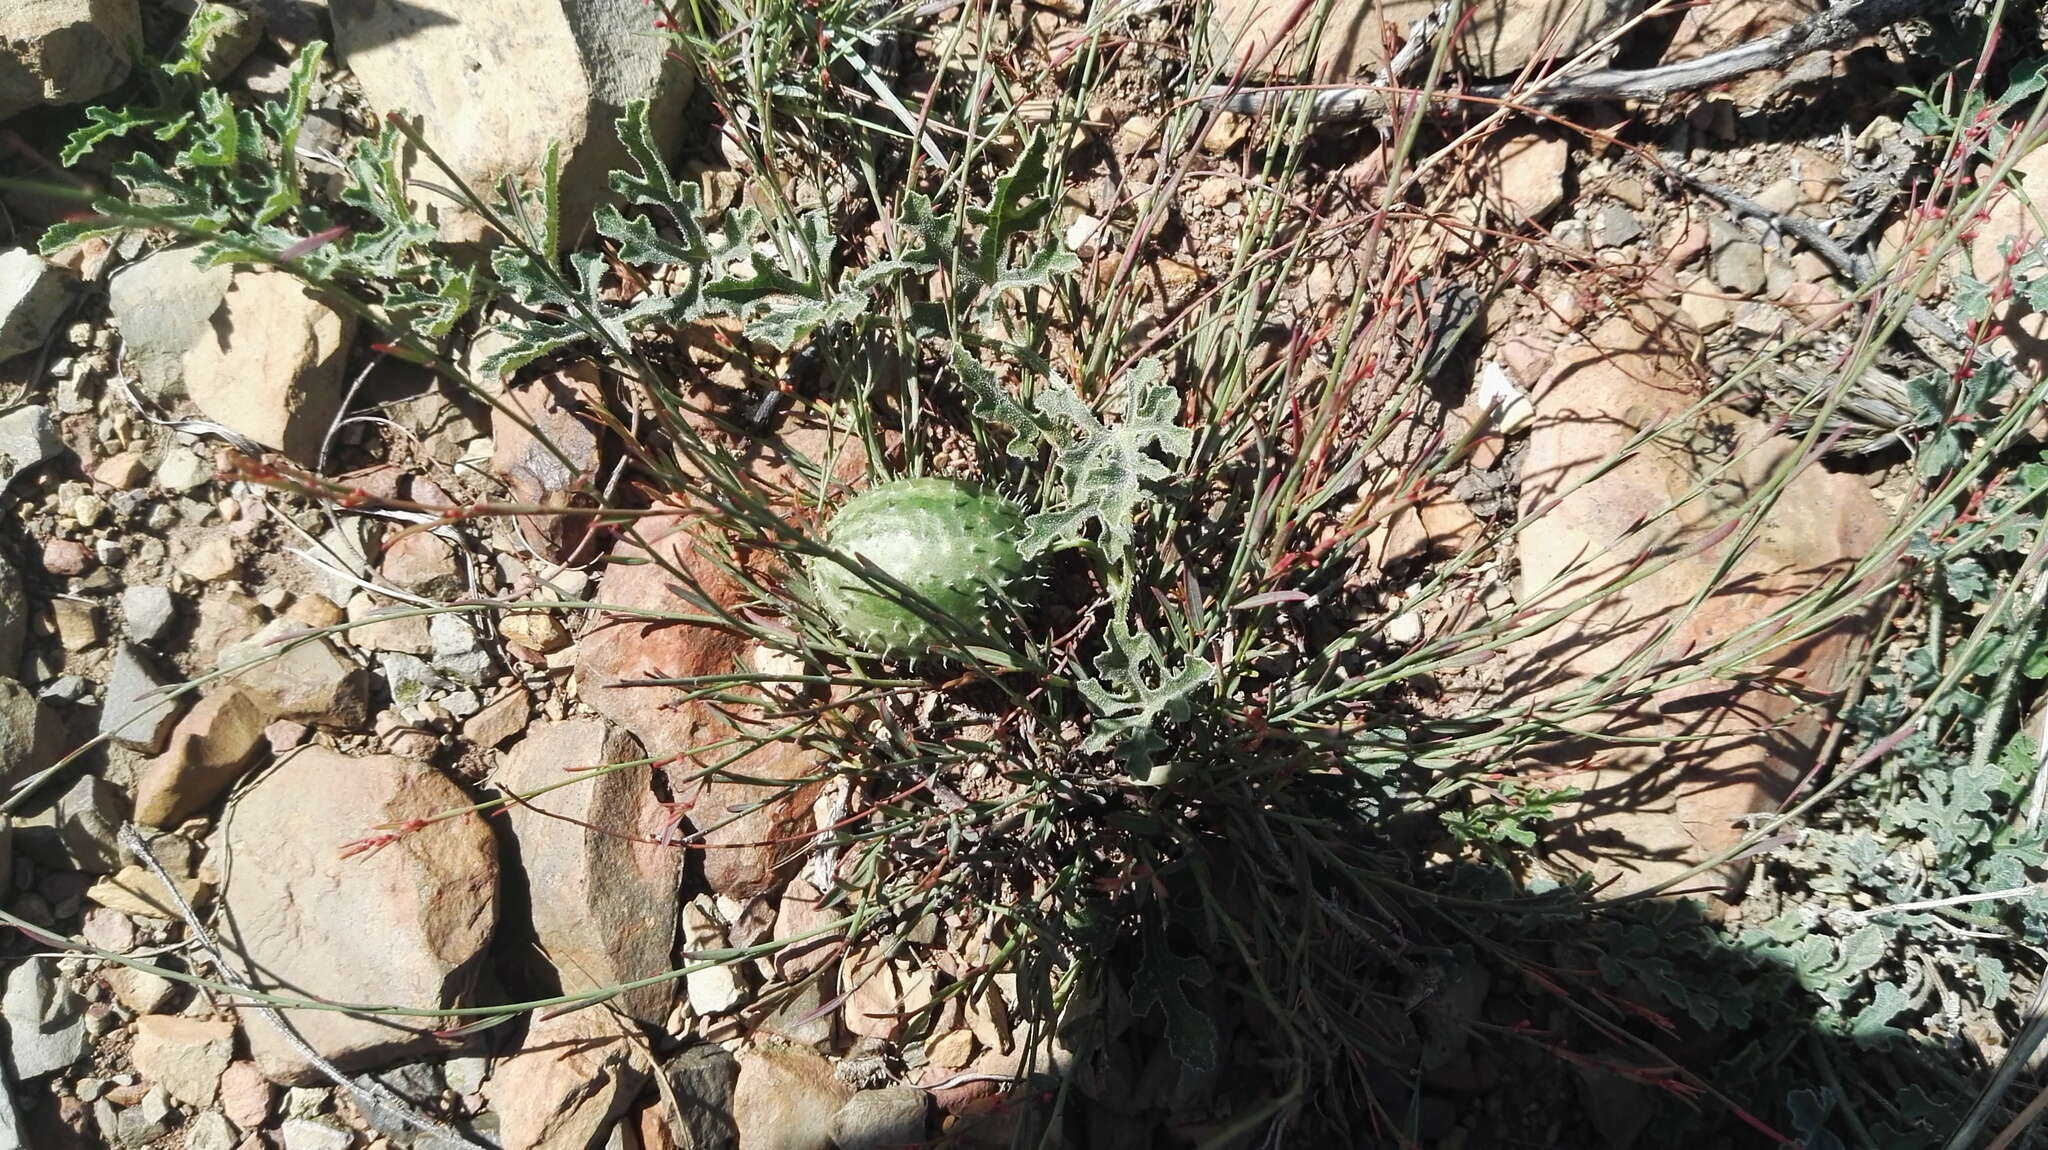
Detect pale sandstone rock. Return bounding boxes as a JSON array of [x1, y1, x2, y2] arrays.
[[219, 748, 496, 1083]]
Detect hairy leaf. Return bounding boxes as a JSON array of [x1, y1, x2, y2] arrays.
[[1077, 620, 1214, 784], [1024, 358, 1193, 558]]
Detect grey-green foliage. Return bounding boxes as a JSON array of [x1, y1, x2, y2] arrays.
[[962, 356, 1210, 782], [1724, 391, 2048, 1141], [487, 102, 1080, 376], [40, 27, 472, 344], [1022, 358, 1193, 558]]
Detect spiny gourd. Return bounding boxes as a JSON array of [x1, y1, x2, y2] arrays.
[[810, 477, 1037, 657]]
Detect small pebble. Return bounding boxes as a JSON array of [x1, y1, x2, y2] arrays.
[[91, 452, 150, 490], [41, 538, 93, 576], [71, 494, 108, 527]]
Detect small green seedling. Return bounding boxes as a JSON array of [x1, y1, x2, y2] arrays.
[[810, 477, 1036, 657]]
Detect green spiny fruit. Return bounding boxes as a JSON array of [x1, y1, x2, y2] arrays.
[[810, 477, 1036, 657]]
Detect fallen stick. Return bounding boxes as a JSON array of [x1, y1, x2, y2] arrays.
[[1652, 150, 1969, 355]]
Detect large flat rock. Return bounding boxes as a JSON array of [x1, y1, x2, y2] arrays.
[[218, 748, 497, 1083], [1509, 306, 1889, 898]]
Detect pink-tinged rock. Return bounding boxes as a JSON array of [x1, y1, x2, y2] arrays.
[[1509, 306, 1889, 898], [1969, 146, 2048, 370], [460, 686, 531, 749], [578, 513, 824, 899], [41, 538, 90, 576], [1477, 129, 1570, 226], [483, 1010, 648, 1150], [219, 748, 497, 1083], [378, 529, 461, 599], [218, 1060, 273, 1130], [490, 362, 606, 563], [497, 718, 679, 1026], [771, 878, 841, 981]]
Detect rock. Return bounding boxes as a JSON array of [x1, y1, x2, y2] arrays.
[[218, 1061, 273, 1130], [490, 363, 605, 561], [100, 644, 187, 753], [177, 534, 241, 583], [374, 708, 438, 760], [731, 1039, 850, 1150], [1707, 218, 1766, 297], [579, 515, 823, 898], [155, 442, 216, 492], [190, 592, 265, 664], [87, 865, 209, 919], [1968, 145, 2048, 366], [103, 966, 177, 1014], [106, 246, 234, 405], [0, 0, 141, 121], [0, 406, 63, 493], [184, 1, 264, 81], [49, 598, 99, 651], [218, 621, 371, 727], [770, 879, 840, 982], [1, 959, 87, 1079], [181, 269, 355, 464], [498, 718, 679, 1025], [1510, 306, 1887, 897], [0, 249, 71, 361], [92, 450, 149, 490], [428, 613, 489, 685], [115, 1085, 176, 1144], [500, 611, 569, 654], [0, 556, 23, 674], [344, 594, 433, 655], [120, 585, 177, 646], [681, 899, 746, 1018], [15, 770, 125, 874], [460, 686, 529, 748], [219, 748, 497, 1084], [330, 0, 691, 244], [653, 1044, 739, 1150], [134, 689, 267, 826], [830, 1087, 929, 1150], [483, 1011, 648, 1150], [1596, 203, 1643, 248], [254, 0, 326, 44], [40, 537, 90, 576], [130, 1014, 235, 1108], [277, 1118, 353, 1150], [1664, 0, 1826, 102], [1478, 130, 1569, 226], [1210, 0, 1635, 81], [185, 1110, 239, 1150], [378, 531, 460, 599], [0, 677, 59, 784], [313, 512, 384, 595], [81, 906, 136, 952]]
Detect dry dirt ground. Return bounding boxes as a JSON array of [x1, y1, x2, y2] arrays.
[[0, 0, 2044, 1147]]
